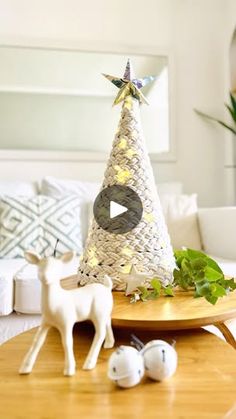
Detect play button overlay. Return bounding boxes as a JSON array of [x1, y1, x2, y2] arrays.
[[93, 185, 143, 234], [110, 201, 128, 219]]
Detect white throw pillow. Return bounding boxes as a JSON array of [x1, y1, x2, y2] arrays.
[[157, 182, 183, 197], [41, 176, 100, 200], [0, 195, 82, 258], [0, 180, 38, 197], [160, 194, 202, 250], [41, 176, 100, 244]]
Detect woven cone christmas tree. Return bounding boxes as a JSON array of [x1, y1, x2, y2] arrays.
[[78, 60, 175, 291]]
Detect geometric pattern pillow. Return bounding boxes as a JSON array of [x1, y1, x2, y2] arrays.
[[0, 195, 82, 258]]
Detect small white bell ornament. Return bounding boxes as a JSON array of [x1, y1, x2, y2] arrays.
[[108, 345, 144, 388], [141, 339, 178, 381]]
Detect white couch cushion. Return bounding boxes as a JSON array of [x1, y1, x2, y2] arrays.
[[198, 207, 236, 260], [14, 264, 41, 314], [0, 259, 26, 315], [0, 312, 41, 345], [212, 256, 236, 278], [14, 256, 80, 314], [0, 180, 38, 197], [160, 194, 202, 250], [0, 195, 82, 258]]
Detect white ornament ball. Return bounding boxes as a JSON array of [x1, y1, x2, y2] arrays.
[[141, 340, 177, 381], [108, 345, 144, 388]]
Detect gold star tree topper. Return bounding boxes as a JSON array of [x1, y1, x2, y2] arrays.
[[102, 59, 156, 106]]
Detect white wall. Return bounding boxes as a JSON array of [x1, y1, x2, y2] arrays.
[[0, 48, 169, 154], [230, 30, 236, 90], [0, 0, 235, 206]]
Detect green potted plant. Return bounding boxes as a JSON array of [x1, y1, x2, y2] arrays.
[[195, 92, 236, 135]]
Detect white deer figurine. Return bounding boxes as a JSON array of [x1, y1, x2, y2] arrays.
[[19, 250, 114, 376]]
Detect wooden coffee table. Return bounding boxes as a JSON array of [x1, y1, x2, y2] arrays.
[[0, 324, 236, 419], [62, 276, 236, 349]]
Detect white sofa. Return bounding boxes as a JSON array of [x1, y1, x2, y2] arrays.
[[198, 207, 236, 277], [0, 177, 235, 345]]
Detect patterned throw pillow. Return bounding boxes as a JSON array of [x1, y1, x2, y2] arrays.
[[0, 195, 82, 258]]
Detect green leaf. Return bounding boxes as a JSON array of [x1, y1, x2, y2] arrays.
[[150, 278, 161, 294], [217, 120, 236, 135], [191, 258, 207, 270], [186, 248, 207, 260], [173, 264, 193, 289], [173, 268, 181, 281], [230, 93, 236, 115], [205, 256, 223, 274], [205, 266, 224, 281], [181, 258, 191, 272], [219, 277, 236, 291], [137, 286, 149, 301], [205, 295, 218, 305], [173, 269, 190, 289], [227, 278, 236, 290], [164, 286, 174, 297], [225, 104, 236, 123], [210, 283, 226, 297], [174, 250, 186, 268], [146, 291, 159, 300], [174, 249, 186, 259], [194, 270, 205, 281], [177, 276, 190, 290], [194, 109, 236, 135], [195, 281, 210, 297]]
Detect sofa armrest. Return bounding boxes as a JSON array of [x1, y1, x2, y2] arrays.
[[198, 207, 236, 260]]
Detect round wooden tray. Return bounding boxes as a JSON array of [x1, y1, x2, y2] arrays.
[[111, 289, 236, 330], [62, 275, 236, 347]]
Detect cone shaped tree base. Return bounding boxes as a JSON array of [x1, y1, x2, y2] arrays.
[[78, 97, 175, 290]]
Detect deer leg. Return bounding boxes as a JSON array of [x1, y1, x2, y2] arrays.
[[103, 319, 115, 349], [82, 320, 106, 370], [19, 323, 50, 374], [60, 326, 76, 376]]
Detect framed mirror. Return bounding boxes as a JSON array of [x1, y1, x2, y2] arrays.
[[0, 46, 174, 160]]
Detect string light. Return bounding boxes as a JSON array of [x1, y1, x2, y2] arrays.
[[118, 138, 127, 149], [125, 148, 136, 158], [143, 212, 155, 223], [121, 246, 133, 257], [120, 264, 132, 274], [160, 239, 166, 248], [88, 257, 99, 267], [114, 165, 131, 183], [87, 246, 99, 267]]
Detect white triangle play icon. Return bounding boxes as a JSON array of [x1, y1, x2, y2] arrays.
[[110, 201, 128, 219]]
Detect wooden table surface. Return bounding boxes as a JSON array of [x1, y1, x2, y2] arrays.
[[0, 324, 236, 419]]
